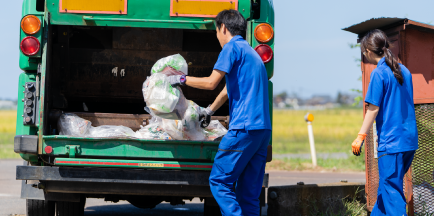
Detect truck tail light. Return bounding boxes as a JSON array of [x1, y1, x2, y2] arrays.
[[21, 15, 41, 35], [255, 44, 273, 63], [254, 23, 274, 43], [45, 146, 53, 154], [20, 36, 40, 56]]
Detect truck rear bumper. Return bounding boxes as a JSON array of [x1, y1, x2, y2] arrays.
[[17, 165, 269, 197]]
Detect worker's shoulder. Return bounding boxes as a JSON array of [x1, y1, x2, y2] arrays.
[[399, 63, 411, 76]]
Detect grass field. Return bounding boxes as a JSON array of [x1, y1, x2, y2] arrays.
[[269, 108, 365, 172], [0, 110, 19, 159], [0, 109, 366, 170]]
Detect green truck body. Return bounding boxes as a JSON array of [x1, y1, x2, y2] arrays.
[[15, 0, 274, 214]]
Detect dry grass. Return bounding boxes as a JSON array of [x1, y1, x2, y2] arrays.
[[0, 110, 18, 158], [270, 108, 365, 171], [272, 108, 363, 154]]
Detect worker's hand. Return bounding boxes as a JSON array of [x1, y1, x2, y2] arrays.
[[199, 106, 215, 128], [352, 133, 367, 156], [168, 75, 186, 87]]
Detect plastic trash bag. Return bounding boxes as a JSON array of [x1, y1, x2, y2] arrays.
[[143, 73, 181, 115], [143, 54, 190, 120], [58, 113, 92, 137], [182, 101, 206, 141], [88, 125, 136, 138], [151, 54, 188, 76], [203, 120, 228, 141], [134, 117, 172, 140]]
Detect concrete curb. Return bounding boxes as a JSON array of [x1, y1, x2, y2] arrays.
[[268, 182, 366, 216]]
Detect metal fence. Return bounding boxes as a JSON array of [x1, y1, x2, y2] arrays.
[[412, 104, 434, 214], [365, 104, 434, 214]]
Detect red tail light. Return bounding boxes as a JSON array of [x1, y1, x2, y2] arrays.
[[45, 146, 53, 154], [20, 36, 40, 56], [255, 44, 273, 63]]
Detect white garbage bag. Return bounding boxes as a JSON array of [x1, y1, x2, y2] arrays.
[[151, 54, 188, 76], [58, 113, 92, 137], [161, 119, 185, 140], [143, 73, 181, 115], [182, 101, 206, 141], [143, 54, 190, 120], [88, 125, 136, 138], [203, 120, 228, 141], [134, 117, 172, 140]]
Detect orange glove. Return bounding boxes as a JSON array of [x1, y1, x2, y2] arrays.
[[352, 133, 367, 156]]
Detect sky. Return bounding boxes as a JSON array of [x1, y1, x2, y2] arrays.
[[1, 0, 434, 100]]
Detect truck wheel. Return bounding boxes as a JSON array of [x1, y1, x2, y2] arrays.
[[204, 204, 222, 216], [56, 200, 85, 216], [26, 199, 55, 216], [204, 197, 222, 216]]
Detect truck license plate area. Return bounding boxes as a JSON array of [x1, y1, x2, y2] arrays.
[[59, 0, 128, 14], [54, 158, 213, 171], [170, 0, 238, 18]]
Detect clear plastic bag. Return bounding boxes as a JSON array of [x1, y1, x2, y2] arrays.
[[182, 101, 206, 141], [58, 113, 92, 137], [161, 119, 185, 140], [134, 117, 172, 140], [143, 73, 181, 115], [88, 125, 136, 138], [151, 54, 188, 75], [203, 120, 228, 141]]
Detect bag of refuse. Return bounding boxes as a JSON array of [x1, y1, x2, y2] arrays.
[[58, 113, 92, 137], [203, 120, 228, 141], [134, 117, 172, 140], [161, 119, 186, 140], [151, 54, 188, 76], [182, 101, 207, 140], [88, 125, 136, 138], [143, 54, 190, 120], [143, 73, 181, 115]]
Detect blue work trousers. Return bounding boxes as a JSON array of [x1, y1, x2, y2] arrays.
[[371, 150, 416, 216], [209, 129, 271, 216]]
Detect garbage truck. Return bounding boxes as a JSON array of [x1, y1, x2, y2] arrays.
[[14, 0, 275, 215]]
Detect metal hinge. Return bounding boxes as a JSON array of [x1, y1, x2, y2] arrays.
[[65, 145, 80, 158]]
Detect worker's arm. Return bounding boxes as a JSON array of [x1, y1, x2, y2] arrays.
[[352, 104, 379, 156], [199, 86, 228, 128], [169, 70, 226, 90], [210, 85, 228, 111]]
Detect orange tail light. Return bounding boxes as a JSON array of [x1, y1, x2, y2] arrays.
[[21, 15, 41, 35], [254, 23, 274, 43]]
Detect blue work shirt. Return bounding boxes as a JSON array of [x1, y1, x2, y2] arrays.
[[213, 35, 272, 130], [365, 57, 418, 154]]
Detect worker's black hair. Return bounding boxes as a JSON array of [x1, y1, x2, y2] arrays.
[[215, 9, 247, 38], [360, 29, 403, 85]]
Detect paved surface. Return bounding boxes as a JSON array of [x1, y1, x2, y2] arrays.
[[273, 152, 349, 160], [0, 159, 365, 216]]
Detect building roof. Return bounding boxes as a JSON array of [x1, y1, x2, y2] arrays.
[[343, 17, 434, 36]]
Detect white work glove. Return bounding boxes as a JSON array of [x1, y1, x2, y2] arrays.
[[199, 106, 215, 128], [168, 75, 186, 87]]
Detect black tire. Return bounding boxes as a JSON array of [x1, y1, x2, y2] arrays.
[[26, 199, 55, 216], [204, 204, 221, 216], [56, 200, 85, 216]]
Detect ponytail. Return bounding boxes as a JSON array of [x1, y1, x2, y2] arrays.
[[360, 29, 404, 85]]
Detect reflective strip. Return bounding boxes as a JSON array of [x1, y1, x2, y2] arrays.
[[218, 148, 242, 152]]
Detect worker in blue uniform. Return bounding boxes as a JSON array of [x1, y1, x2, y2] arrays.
[[352, 29, 418, 215], [168, 9, 271, 216]]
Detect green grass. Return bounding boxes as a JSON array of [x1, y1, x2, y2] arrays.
[[271, 108, 365, 171], [273, 108, 363, 154], [0, 110, 19, 159]]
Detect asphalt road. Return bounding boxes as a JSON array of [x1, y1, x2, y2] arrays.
[[0, 159, 365, 216]]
